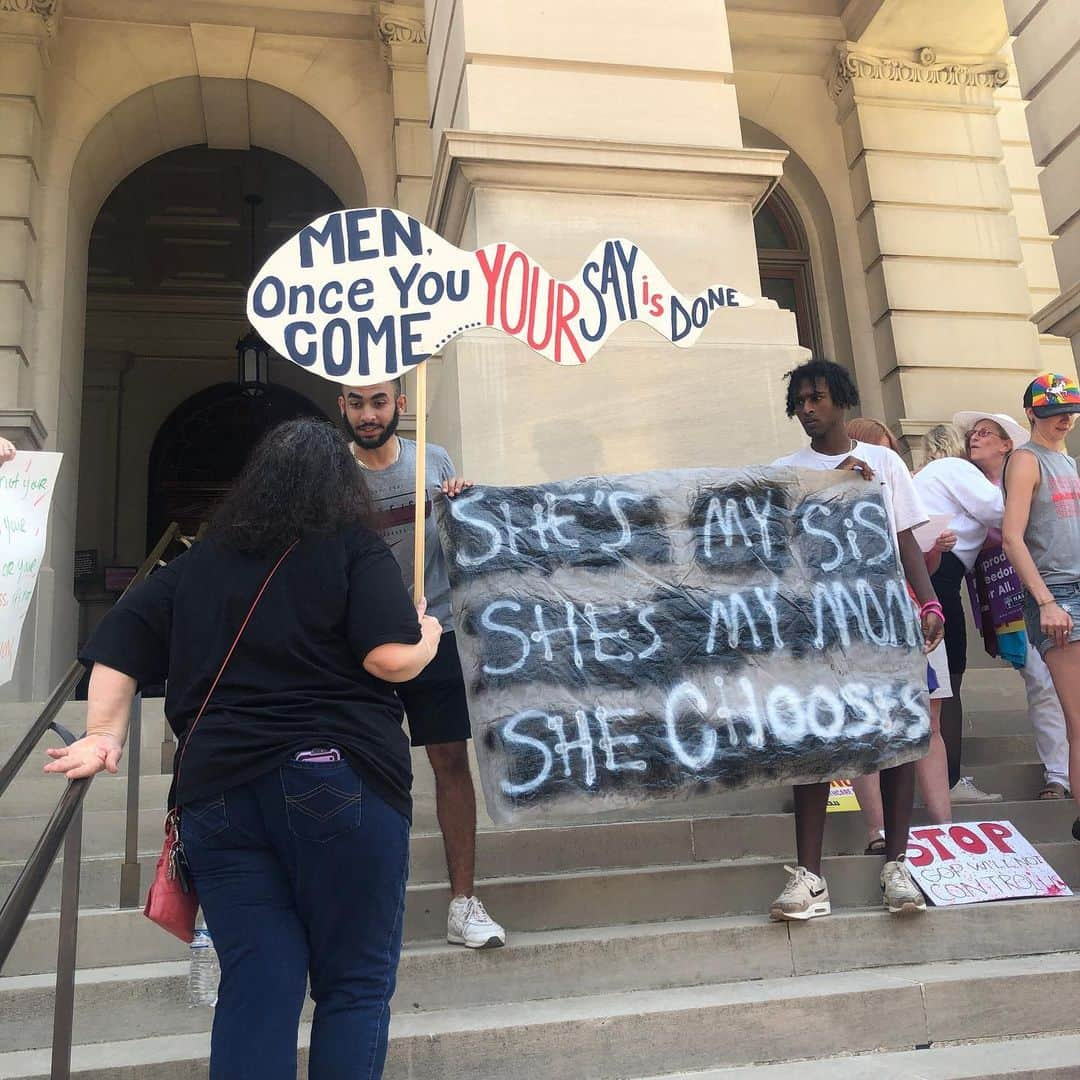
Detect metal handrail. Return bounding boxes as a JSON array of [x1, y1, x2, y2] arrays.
[[0, 521, 190, 1078], [0, 522, 180, 802], [0, 722, 88, 1079], [0, 728, 87, 960]]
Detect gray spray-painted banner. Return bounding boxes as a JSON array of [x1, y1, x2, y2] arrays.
[[435, 465, 930, 825]]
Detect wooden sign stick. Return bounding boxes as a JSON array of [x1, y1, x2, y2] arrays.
[[412, 361, 428, 605]]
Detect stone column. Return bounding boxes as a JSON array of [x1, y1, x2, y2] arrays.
[[377, 2, 433, 220], [0, 0, 53, 449], [0, 2, 55, 702], [423, 0, 804, 483], [828, 42, 1055, 452], [1006, 0, 1080, 369]]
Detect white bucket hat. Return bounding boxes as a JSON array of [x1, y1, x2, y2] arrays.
[[951, 411, 1029, 448]]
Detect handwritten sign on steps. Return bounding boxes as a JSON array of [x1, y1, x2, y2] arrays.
[[246, 208, 754, 387], [0, 452, 62, 686], [435, 465, 930, 825], [906, 821, 1070, 905]]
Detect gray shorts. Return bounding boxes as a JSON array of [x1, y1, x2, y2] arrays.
[[1024, 581, 1080, 657]]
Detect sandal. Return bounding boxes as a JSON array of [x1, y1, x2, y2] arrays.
[[863, 835, 887, 856], [1038, 783, 1070, 800]]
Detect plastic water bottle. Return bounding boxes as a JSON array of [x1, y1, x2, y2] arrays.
[[187, 926, 219, 1007]]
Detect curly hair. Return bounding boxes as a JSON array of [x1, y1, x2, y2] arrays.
[[847, 417, 901, 453], [209, 417, 375, 556], [923, 423, 967, 463], [784, 359, 860, 417]]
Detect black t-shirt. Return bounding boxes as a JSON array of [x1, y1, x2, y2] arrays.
[[80, 527, 422, 819]]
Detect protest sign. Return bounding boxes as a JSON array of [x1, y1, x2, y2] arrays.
[[435, 464, 930, 825], [0, 452, 62, 686], [906, 821, 1070, 906], [246, 208, 754, 387], [826, 779, 860, 813]]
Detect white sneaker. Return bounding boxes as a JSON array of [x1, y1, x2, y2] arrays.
[[769, 865, 831, 922], [447, 895, 506, 949], [951, 776, 1003, 803], [880, 856, 927, 915]]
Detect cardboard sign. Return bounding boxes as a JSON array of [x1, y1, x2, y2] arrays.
[[906, 821, 1071, 905], [827, 779, 861, 812], [246, 208, 754, 387], [435, 464, 930, 825], [912, 514, 952, 554], [0, 452, 62, 686]]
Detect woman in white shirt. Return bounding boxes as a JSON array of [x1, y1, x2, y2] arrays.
[[914, 422, 1010, 805]]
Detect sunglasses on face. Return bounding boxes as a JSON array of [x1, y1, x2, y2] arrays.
[[967, 428, 1003, 440]]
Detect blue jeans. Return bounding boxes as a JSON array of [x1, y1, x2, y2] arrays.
[[1025, 581, 1080, 657], [179, 761, 409, 1080]]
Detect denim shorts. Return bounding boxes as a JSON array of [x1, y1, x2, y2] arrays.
[[1024, 581, 1080, 657]]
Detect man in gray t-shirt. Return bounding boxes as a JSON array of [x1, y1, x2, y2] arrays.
[[361, 436, 457, 628], [339, 379, 506, 950]]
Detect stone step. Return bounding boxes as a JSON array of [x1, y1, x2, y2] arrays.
[[399, 840, 1080, 943], [5, 797, 1076, 975], [960, 666, 1028, 709], [646, 1032, 1080, 1079], [3, 950, 1079, 1079], [6, 793, 1075, 917], [960, 732, 1037, 766], [6, 794, 1075, 918], [1, 773, 173, 817], [2, 756, 1048, 828], [5, 835, 1079, 959], [6, 793, 1071, 894], [3, 898, 1080, 1050]]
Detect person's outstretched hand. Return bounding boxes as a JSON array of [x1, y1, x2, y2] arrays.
[[44, 733, 124, 779], [0, 436, 16, 464]]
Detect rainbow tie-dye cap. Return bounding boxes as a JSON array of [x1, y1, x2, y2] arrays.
[[1023, 372, 1080, 418]]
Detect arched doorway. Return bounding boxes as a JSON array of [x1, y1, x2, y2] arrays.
[[146, 383, 326, 544], [75, 145, 346, 647], [755, 187, 823, 358]]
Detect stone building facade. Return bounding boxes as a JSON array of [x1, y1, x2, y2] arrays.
[[0, 0, 1075, 700]]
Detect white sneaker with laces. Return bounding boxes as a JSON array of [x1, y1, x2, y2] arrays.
[[880, 856, 927, 915], [769, 865, 830, 922], [447, 895, 506, 949], [951, 776, 1003, 803]]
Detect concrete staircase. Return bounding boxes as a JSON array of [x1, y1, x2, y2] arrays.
[[2, 669, 1080, 1078]]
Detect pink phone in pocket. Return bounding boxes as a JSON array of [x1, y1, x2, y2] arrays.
[[294, 748, 342, 763]]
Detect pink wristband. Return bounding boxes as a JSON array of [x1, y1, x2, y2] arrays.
[[919, 600, 944, 621]]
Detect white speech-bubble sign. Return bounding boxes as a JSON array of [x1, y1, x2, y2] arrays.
[[246, 207, 755, 387]]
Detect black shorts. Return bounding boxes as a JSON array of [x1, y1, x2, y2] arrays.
[[396, 631, 472, 747], [931, 551, 968, 677]]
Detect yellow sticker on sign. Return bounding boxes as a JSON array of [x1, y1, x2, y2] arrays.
[[827, 779, 861, 813]]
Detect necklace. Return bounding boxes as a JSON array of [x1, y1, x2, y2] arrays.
[[354, 439, 401, 470]]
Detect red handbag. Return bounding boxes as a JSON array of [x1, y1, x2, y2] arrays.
[[144, 541, 297, 942]]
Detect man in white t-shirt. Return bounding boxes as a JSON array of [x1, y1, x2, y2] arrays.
[[770, 360, 944, 919]]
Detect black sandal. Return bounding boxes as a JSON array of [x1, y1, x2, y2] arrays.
[[864, 836, 887, 856]]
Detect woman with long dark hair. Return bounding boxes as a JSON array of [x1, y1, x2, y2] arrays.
[[44, 417, 441, 1079]]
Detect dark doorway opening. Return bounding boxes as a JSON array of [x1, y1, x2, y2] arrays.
[[146, 383, 325, 545]]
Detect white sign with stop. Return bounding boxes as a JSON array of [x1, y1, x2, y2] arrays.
[[905, 820, 1071, 906]]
